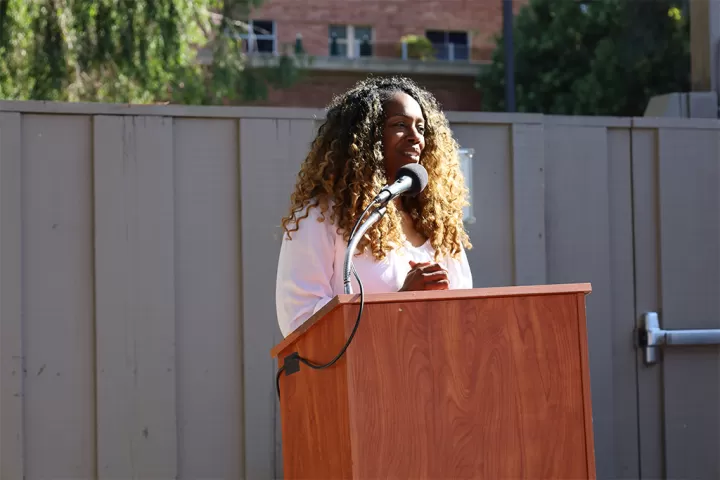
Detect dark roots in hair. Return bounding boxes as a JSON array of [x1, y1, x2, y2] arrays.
[[281, 75, 471, 261]]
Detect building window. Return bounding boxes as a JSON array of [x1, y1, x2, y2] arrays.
[[238, 20, 277, 54], [425, 30, 469, 61], [329, 25, 373, 58]]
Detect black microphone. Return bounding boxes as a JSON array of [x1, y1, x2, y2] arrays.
[[342, 164, 428, 294], [373, 163, 428, 206]]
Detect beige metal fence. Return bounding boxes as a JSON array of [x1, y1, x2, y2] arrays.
[[1, 100, 718, 479]]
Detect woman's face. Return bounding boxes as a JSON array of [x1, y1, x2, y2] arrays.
[[381, 91, 426, 183]]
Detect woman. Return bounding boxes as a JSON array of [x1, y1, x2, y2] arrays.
[[275, 76, 473, 337]]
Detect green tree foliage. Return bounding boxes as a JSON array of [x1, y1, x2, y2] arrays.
[[476, 0, 690, 116], [0, 0, 306, 104]]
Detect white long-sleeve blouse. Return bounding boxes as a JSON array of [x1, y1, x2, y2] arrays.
[[275, 204, 473, 337]]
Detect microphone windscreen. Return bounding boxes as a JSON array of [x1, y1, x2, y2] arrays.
[[395, 163, 428, 196]]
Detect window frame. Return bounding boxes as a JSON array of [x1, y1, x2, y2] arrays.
[[328, 24, 374, 59], [238, 19, 277, 55], [425, 29, 470, 61]]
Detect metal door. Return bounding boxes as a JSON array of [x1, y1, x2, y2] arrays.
[[633, 124, 720, 479]]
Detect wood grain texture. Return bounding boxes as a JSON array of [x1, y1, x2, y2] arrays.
[[277, 306, 353, 479], [271, 283, 592, 357], [576, 294, 597, 478], [274, 288, 595, 479]]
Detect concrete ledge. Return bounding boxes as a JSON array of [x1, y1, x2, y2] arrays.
[[298, 56, 486, 77], [197, 49, 486, 77]]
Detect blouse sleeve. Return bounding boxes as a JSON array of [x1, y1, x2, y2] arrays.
[[275, 205, 337, 337], [448, 245, 474, 290]]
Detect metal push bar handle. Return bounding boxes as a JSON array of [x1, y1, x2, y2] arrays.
[[637, 312, 720, 365]]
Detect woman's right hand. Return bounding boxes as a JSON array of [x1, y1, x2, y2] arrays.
[[400, 261, 449, 291]]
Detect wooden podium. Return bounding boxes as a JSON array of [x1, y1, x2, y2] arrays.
[[271, 283, 595, 479]]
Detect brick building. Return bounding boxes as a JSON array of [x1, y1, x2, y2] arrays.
[[236, 0, 524, 111]]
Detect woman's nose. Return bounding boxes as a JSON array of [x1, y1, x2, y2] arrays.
[[406, 126, 422, 143]]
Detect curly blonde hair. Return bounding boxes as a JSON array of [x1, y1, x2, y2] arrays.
[[281, 76, 472, 261]]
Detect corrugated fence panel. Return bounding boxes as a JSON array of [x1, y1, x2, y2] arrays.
[[239, 118, 317, 480], [174, 118, 243, 479], [631, 126, 664, 480], [605, 127, 640, 479], [656, 126, 720, 479], [544, 120, 638, 480], [22, 114, 96, 479], [0, 113, 24, 480], [629, 118, 720, 479], [94, 116, 177, 479], [545, 122, 614, 480], [453, 120, 548, 289], [452, 123, 514, 287], [510, 122, 547, 286]]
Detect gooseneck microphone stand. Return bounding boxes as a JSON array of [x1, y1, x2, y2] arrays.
[[342, 203, 387, 294]]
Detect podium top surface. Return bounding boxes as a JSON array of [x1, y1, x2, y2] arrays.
[[271, 283, 591, 358]]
